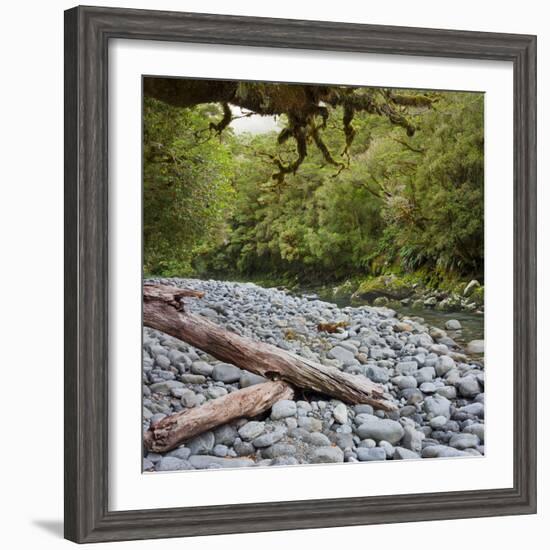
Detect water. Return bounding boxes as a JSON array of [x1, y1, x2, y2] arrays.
[[394, 307, 484, 344], [297, 285, 484, 344]]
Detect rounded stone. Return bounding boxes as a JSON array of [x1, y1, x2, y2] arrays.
[[355, 418, 405, 445], [466, 340, 485, 354], [157, 457, 192, 471], [333, 403, 349, 424], [449, 433, 480, 450], [309, 446, 344, 464], [238, 421, 265, 441], [212, 363, 242, 383], [356, 447, 386, 461], [456, 376, 482, 398], [271, 399, 297, 420]]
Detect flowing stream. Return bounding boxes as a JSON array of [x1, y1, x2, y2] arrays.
[[294, 285, 484, 345]]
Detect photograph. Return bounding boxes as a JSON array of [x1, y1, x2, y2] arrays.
[[141, 77, 486, 472], [0, 0, 542, 546]]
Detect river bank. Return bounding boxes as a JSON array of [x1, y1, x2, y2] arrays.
[[200, 271, 484, 316], [294, 283, 484, 344], [143, 278, 485, 472]]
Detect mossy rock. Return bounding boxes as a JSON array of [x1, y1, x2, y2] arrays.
[[372, 296, 389, 307], [452, 281, 469, 295], [434, 293, 463, 312], [332, 280, 358, 298], [469, 286, 484, 306], [352, 275, 415, 303]]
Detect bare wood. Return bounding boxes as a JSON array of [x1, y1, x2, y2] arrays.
[[143, 282, 205, 300], [144, 380, 294, 452], [143, 284, 396, 411]]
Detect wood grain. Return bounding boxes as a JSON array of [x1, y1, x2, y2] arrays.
[[143, 283, 396, 410], [144, 380, 294, 452]]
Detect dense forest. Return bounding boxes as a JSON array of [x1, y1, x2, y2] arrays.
[[143, 82, 483, 291]]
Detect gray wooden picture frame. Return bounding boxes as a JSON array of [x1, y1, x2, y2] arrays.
[[64, 5, 537, 543]]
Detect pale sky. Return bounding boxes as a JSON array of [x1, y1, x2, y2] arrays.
[[229, 106, 280, 135]]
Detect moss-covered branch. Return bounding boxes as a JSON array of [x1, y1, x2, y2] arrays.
[[144, 78, 429, 183]]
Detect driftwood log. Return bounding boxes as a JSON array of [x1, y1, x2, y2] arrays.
[[143, 283, 396, 411], [144, 380, 294, 452]]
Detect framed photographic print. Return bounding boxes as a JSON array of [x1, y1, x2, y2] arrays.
[[64, 5, 537, 543]]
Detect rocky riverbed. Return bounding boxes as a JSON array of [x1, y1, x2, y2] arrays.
[[143, 278, 485, 472]]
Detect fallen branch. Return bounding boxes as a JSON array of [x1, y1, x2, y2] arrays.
[[143, 283, 204, 300], [144, 284, 396, 411], [144, 380, 294, 452]]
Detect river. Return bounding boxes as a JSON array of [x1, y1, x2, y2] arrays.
[[295, 285, 484, 345]]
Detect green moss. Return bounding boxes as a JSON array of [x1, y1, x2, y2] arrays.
[[351, 270, 481, 308], [332, 280, 359, 298], [353, 274, 418, 303], [470, 286, 484, 306]]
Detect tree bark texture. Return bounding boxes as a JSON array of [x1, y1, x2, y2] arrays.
[[144, 380, 294, 453], [143, 283, 397, 411]]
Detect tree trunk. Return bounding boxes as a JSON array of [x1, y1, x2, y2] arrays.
[[143, 283, 396, 411], [144, 380, 294, 453]]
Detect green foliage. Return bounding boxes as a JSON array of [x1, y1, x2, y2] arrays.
[[373, 92, 485, 276], [470, 285, 485, 306], [144, 88, 484, 284], [143, 98, 234, 275], [354, 274, 417, 301]]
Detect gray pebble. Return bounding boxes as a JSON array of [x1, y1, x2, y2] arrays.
[[214, 424, 238, 446], [449, 433, 480, 449], [333, 403, 349, 424], [234, 440, 255, 456], [188, 455, 254, 469], [212, 363, 242, 383], [297, 417, 323, 432], [356, 447, 386, 461], [396, 361, 418, 376], [271, 399, 297, 420], [309, 446, 344, 463], [463, 423, 485, 442], [238, 421, 265, 441], [421, 445, 468, 458], [252, 428, 286, 448], [213, 444, 229, 457], [304, 432, 332, 446], [149, 380, 184, 394], [239, 372, 267, 388], [166, 447, 191, 460], [186, 432, 215, 455], [206, 386, 228, 399], [328, 346, 356, 366], [157, 457, 192, 471], [355, 418, 404, 445], [394, 447, 420, 460], [180, 374, 206, 384], [262, 443, 296, 459], [456, 376, 482, 398], [191, 361, 214, 377], [423, 395, 451, 420]]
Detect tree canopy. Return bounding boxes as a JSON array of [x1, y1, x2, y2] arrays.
[[143, 78, 483, 284], [144, 78, 436, 183]]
